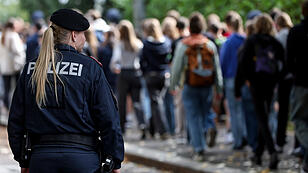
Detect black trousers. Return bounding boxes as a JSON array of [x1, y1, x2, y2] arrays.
[[117, 69, 145, 134], [276, 78, 293, 147], [29, 146, 100, 173], [145, 72, 168, 135], [3, 73, 20, 109], [250, 85, 277, 156]]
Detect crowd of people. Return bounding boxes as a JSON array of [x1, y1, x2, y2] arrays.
[[1, 1, 308, 172]]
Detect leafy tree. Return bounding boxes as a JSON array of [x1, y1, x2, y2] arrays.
[[0, 0, 28, 23], [19, 0, 94, 22], [111, 0, 304, 24]]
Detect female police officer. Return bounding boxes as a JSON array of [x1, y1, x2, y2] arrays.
[[7, 9, 124, 173]]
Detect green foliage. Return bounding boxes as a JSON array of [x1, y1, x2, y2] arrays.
[[0, 0, 29, 22], [1, 0, 95, 23], [112, 0, 304, 24], [102, 0, 133, 21], [1, 0, 303, 25]]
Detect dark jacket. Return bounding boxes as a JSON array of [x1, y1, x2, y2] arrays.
[[235, 34, 286, 97], [140, 38, 171, 73], [7, 44, 124, 168], [26, 33, 40, 63], [97, 44, 118, 92], [287, 18, 308, 88]]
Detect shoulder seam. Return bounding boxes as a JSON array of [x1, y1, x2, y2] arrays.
[[89, 56, 102, 67]]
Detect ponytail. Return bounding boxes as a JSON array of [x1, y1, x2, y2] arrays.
[[31, 26, 63, 107]]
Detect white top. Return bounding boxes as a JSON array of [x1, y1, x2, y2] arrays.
[[275, 28, 289, 50], [110, 41, 143, 72], [0, 30, 25, 75]]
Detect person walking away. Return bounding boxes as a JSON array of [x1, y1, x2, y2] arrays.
[[97, 28, 119, 94], [235, 13, 286, 170], [170, 12, 223, 160], [140, 18, 171, 139], [7, 9, 124, 173], [161, 16, 179, 135], [274, 12, 294, 153], [0, 18, 26, 114], [220, 11, 247, 150], [287, 1, 308, 172], [110, 20, 146, 139]]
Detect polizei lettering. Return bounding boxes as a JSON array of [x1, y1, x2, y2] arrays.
[[27, 62, 83, 77]]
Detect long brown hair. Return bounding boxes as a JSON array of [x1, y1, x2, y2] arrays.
[[255, 13, 275, 36], [31, 24, 69, 107], [118, 20, 141, 52], [1, 20, 14, 45]]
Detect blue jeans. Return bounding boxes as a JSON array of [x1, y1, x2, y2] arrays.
[[204, 109, 216, 132], [140, 77, 151, 121], [182, 85, 213, 152], [241, 84, 258, 151], [225, 78, 247, 148], [164, 91, 175, 135]]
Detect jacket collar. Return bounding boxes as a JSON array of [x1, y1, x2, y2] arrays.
[[55, 44, 78, 53]]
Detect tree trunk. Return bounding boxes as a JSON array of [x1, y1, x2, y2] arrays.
[[133, 0, 146, 38]]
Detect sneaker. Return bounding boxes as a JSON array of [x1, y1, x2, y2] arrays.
[[225, 131, 234, 144], [192, 150, 205, 161], [160, 133, 170, 140], [269, 152, 279, 170]]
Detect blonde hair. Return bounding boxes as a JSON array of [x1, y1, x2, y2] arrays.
[[225, 11, 243, 32], [161, 17, 179, 40], [143, 18, 164, 41], [275, 12, 293, 29], [31, 24, 68, 107], [118, 20, 141, 52], [255, 13, 275, 36], [85, 29, 98, 57], [166, 10, 180, 20]]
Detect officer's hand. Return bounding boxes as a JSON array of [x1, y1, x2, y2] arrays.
[[21, 168, 29, 173], [112, 169, 120, 173]]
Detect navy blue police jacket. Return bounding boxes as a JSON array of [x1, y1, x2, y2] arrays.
[[7, 44, 124, 169]]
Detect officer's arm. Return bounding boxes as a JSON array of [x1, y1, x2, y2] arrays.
[[92, 68, 124, 169], [7, 67, 27, 167]]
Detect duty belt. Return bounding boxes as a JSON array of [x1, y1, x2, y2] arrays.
[[33, 134, 98, 148]]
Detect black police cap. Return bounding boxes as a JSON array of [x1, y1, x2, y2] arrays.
[[50, 9, 89, 31]]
